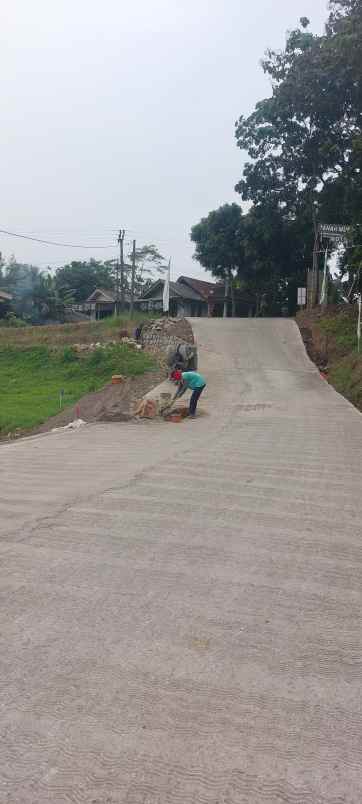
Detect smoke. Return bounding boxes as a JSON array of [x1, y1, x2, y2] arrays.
[[2, 261, 43, 316]]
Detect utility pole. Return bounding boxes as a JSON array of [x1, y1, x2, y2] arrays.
[[114, 259, 120, 317], [130, 239, 136, 319], [312, 199, 320, 307], [117, 229, 126, 314], [223, 274, 229, 318]]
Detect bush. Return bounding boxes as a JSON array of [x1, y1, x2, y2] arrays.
[[2, 312, 27, 328], [61, 346, 78, 363]]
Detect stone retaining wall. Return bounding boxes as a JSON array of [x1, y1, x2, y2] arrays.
[[140, 318, 197, 364]]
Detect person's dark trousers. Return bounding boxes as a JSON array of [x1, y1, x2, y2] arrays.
[[189, 385, 206, 416]]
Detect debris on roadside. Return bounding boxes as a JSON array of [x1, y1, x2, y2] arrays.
[[51, 418, 86, 433], [72, 338, 141, 353], [134, 399, 158, 419], [163, 405, 189, 423]]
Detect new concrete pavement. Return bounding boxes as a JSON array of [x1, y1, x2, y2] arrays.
[[0, 319, 361, 803]]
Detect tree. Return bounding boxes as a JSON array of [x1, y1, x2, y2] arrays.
[[127, 243, 167, 296], [32, 273, 75, 322], [54, 260, 115, 303], [191, 204, 244, 316], [240, 204, 311, 315], [234, 1, 362, 307], [0, 258, 76, 322], [235, 10, 362, 220], [54, 247, 166, 306], [0, 259, 43, 320]]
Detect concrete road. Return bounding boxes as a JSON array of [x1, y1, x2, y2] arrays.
[[1, 319, 361, 803]]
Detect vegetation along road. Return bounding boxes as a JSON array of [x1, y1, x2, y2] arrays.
[[0, 318, 361, 803]]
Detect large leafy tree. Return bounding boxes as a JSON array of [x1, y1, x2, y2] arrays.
[[235, 6, 362, 221], [241, 204, 312, 315], [54, 259, 115, 303], [32, 273, 75, 322], [191, 204, 244, 316], [234, 0, 362, 307]]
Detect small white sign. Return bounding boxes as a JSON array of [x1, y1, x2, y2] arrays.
[[298, 287, 306, 306], [319, 223, 350, 242]]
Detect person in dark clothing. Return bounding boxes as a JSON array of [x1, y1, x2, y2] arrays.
[[134, 322, 145, 342]]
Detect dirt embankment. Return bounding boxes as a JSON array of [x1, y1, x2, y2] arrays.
[[35, 317, 195, 433], [35, 368, 167, 433], [297, 306, 362, 412]]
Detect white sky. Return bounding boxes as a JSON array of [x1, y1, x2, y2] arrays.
[[1, 0, 328, 280]]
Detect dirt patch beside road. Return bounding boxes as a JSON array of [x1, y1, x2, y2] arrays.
[[34, 367, 167, 433]]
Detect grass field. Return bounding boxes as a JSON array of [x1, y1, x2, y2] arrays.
[[317, 307, 359, 355], [0, 313, 151, 350], [0, 341, 157, 435]]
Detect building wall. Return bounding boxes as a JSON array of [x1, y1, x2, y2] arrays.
[[138, 298, 207, 318]]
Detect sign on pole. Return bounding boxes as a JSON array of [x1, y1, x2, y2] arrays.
[[319, 223, 350, 243], [297, 287, 306, 306]]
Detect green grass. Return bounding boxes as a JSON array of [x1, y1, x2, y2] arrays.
[[297, 306, 361, 412], [329, 355, 362, 410], [318, 309, 358, 354], [0, 343, 157, 435], [0, 313, 153, 350]]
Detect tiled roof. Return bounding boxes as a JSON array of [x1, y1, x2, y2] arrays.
[[86, 287, 116, 303], [0, 289, 12, 301], [139, 279, 205, 302], [177, 276, 216, 300], [85, 287, 130, 304]]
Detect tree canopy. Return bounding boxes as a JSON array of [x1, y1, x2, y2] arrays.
[[235, 2, 362, 223], [0, 241, 167, 324], [192, 0, 362, 312], [54, 260, 115, 304], [191, 204, 244, 316]]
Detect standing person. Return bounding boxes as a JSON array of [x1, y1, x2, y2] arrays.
[[174, 370, 206, 418]]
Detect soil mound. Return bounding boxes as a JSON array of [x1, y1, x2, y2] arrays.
[[35, 368, 166, 433]]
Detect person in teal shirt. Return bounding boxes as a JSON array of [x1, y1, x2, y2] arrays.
[[174, 371, 207, 417]]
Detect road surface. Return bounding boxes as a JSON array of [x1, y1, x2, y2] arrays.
[[1, 319, 361, 803]]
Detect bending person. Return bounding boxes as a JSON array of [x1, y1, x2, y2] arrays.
[[174, 371, 206, 418]]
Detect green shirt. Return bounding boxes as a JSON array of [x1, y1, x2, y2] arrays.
[[181, 371, 206, 390]]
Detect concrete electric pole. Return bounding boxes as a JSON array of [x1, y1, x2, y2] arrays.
[[117, 229, 126, 314], [130, 239, 136, 319]]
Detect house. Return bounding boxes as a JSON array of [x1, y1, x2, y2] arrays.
[[0, 289, 13, 317], [135, 279, 209, 317], [136, 275, 255, 317], [177, 276, 218, 316], [0, 290, 12, 304], [79, 288, 130, 319], [205, 283, 255, 317]]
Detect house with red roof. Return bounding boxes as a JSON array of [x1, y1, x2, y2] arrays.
[[136, 275, 255, 318]]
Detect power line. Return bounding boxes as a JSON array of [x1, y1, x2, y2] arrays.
[[0, 223, 191, 248], [0, 227, 115, 249]]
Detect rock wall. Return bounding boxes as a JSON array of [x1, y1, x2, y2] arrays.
[[140, 318, 196, 362]]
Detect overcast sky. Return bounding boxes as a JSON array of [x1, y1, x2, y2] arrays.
[[1, 0, 328, 281]]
